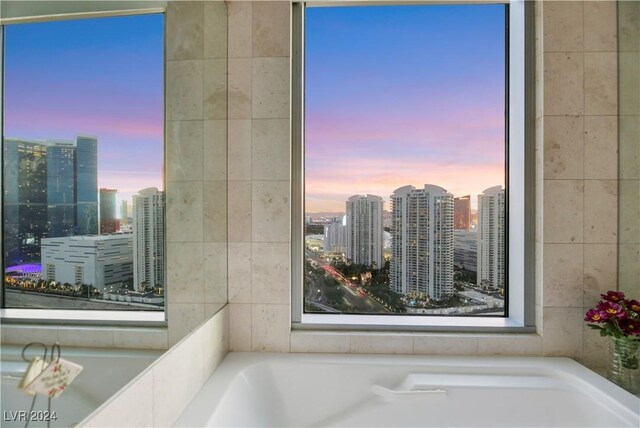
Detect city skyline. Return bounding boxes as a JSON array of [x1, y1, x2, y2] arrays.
[[305, 5, 506, 213], [4, 14, 164, 205]]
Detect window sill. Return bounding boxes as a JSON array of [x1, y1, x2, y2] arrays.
[[1, 308, 165, 326]]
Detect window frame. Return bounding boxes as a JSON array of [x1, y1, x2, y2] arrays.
[[0, 4, 167, 325], [291, 0, 535, 331]]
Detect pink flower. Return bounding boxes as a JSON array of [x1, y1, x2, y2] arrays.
[[584, 308, 607, 323], [600, 291, 625, 303], [596, 301, 626, 319], [620, 319, 640, 336], [626, 299, 640, 315]]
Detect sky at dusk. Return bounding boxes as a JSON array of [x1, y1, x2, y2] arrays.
[[4, 14, 164, 210], [305, 5, 506, 213]]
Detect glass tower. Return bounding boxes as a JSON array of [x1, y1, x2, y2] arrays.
[[75, 135, 99, 235]]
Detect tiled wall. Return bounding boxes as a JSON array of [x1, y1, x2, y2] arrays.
[[79, 306, 229, 427], [226, 0, 621, 372], [618, 1, 640, 298]]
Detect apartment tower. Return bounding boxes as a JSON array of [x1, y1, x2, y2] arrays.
[[390, 184, 454, 300], [346, 195, 384, 267], [454, 195, 471, 230], [133, 187, 165, 292], [477, 185, 506, 290]]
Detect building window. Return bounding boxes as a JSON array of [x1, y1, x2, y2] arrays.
[[294, 1, 531, 328], [1, 13, 165, 313]]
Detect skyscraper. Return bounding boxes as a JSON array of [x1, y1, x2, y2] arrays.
[[3, 136, 98, 265], [100, 188, 119, 234], [323, 216, 347, 254], [346, 195, 383, 267], [390, 184, 454, 300], [120, 200, 129, 228], [133, 187, 165, 292], [454, 195, 471, 230], [75, 135, 99, 235], [477, 185, 505, 290]]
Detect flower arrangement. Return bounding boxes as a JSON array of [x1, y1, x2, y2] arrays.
[[584, 291, 640, 339]]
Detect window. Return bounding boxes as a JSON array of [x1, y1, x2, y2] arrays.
[[293, 1, 533, 329], [1, 13, 165, 315]]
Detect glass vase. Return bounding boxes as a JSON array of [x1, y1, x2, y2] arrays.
[[609, 336, 640, 394]]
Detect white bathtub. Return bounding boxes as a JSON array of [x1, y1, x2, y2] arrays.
[[1, 346, 160, 428], [176, 352, 640, 427]]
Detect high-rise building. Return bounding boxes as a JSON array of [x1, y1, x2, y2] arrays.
[[454, 229, 477, 273], [477, 185, 505, 290], [120, 200, 129, 228], [390, 184, 454, 299], [75, 135, 99, 235], [3, 136, 99, 265], [346, 195, 383, 267], [454, 195, 471, 230], [323, 216, 347, 254], [100, 188, 119, 234], [133, 187, 165, 292]]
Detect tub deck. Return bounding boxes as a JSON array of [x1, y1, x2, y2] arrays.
[[176, 352, 640, 427]]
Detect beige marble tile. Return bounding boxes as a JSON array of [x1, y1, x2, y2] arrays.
[[542, 307, 583, 358], [228, 1, 252, 58], [543, 244, 583, 308], [228, 242, 252, 303], [153, 328, 205, 425], [252, 119, 290, 180], [583, 244, 617, 307], [204, 180, 228, 242], [619, 52, 640, 116], [544, 52, 583, 116], [350, 333, 413, 354], [253, 57, 290, 119], [619, 180, 640, 243], [252, 1, 290, 58], [166, 60, 203, 121], [230, 303, 252, 351], [476, 335, 543, 356], [205, 303, 226, 319], [167, 120, 203, 182], [581, 322, 609, 371], [584, 179, 617, 244], [204, 120, 227, 181], [413, 335, 478, 355], [619, 0, 640, 52], [167, 242, 204, 303], [0, 325, 58, 345], [619, 116, 640, 180], [584, 116, 617, 180], [252, 242, 289, 304], [113, 328, 169, 350], [252, 304, 290, 352], [543, 180, 584, 243], [203, 306, 229, 379], [290, 331, 351, 353], [58, 327, 114, 348], [228, 180, 253, 242], [229, 58, 253, 119], [252, 181, 290, 242], [166, 181, 204, 242], [167, 1, 204, 60], [584, 1, 617, 52], [204, 58, 228, 120], [168, 303, 206, 346], [543, 115, 583, 179], [83, 371, 154, 428], [204, 242, 228, 304], [542, 1, 583, 52], [228, 120, 252, 181], [204, 1, 228, 59], [618, 244, 640, 295], [585, 52, 618, 116]]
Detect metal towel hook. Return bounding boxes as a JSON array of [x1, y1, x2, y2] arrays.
[[21, 342, 47, 363]]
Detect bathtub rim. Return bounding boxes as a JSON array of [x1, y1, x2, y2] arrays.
[[176, 352, 640, 428]]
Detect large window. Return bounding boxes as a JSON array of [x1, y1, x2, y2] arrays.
[[294, 1, 531, 328], [1, 13, 165, 313]]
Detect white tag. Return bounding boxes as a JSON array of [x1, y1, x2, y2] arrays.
[[24, 358, 83, 398], [17, 358, 46, 395]]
